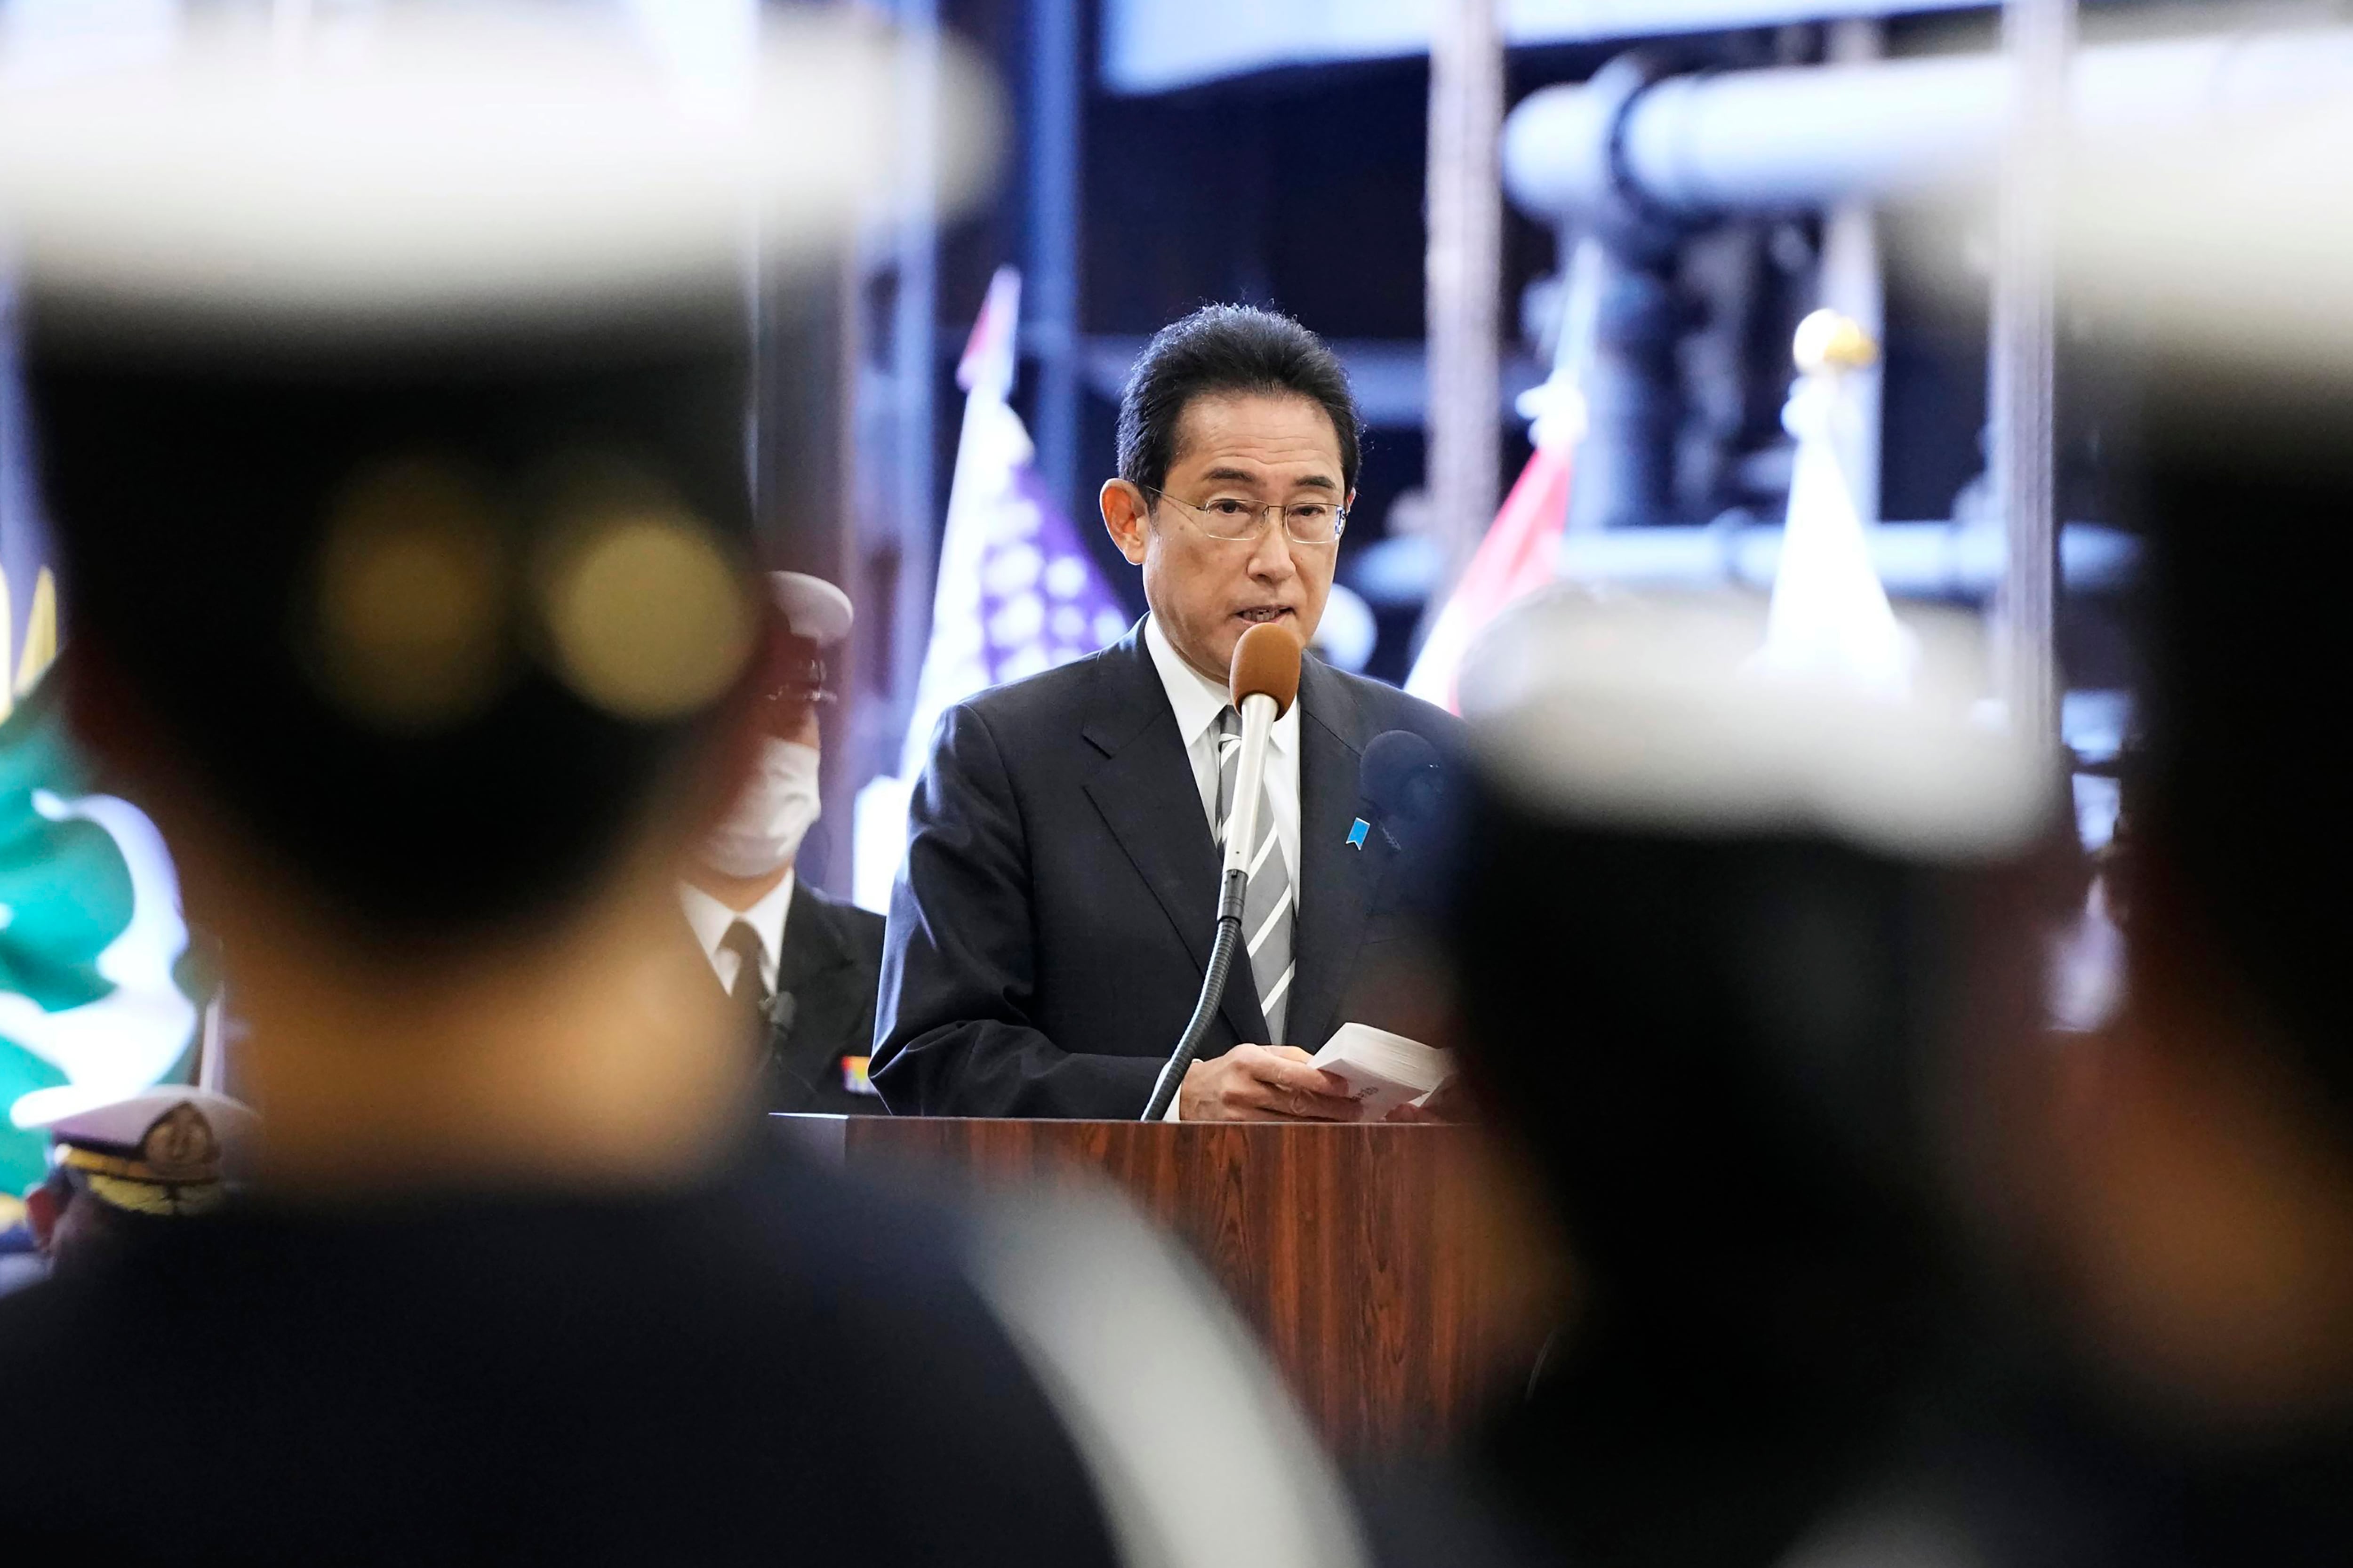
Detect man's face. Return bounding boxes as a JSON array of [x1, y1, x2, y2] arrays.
[[1101, 391, 1346, 683], [758, 630, 825, 750]]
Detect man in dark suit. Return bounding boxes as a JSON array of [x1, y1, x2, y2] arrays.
[[873, 305, 1462, 1120], [679, 572, 887, 1113]]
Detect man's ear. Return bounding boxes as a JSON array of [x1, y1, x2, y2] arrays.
[[1101, 480, 1149, 566]]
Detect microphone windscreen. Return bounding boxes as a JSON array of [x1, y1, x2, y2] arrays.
[[1229, 622, 1303, 716], [1361, 729, 1443, 824]]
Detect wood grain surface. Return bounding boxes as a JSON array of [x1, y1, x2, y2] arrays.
[[811, 1117, 1562, 1457]]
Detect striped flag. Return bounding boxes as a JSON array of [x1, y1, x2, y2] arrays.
[[1402, 424, 1576, 713], [1752, 309, 1914, 696]]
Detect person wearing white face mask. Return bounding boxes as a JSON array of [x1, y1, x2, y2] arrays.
[[679, 573, 888, 1112]]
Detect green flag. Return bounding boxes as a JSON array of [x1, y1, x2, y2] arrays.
[[0, 678, 202, 1193], [0, 293, 202, 1194]]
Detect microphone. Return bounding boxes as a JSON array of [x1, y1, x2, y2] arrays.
[[1142, 622, 1303, 1120], [1360, 730, 1445, 850], [1360, 729, 1461, 922]]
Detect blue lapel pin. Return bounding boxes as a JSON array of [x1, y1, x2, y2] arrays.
[[1346, 817, 1370, 850]]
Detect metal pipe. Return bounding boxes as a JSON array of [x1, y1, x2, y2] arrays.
[[1504, 26, 2353, 219], [1566, 242, 1682, 532], [1550, 519, 2137, 597]]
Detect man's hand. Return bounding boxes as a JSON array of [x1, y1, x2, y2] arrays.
[[1178, 1045, 1364, 1122], [1381, 1079, 1475, 1123]]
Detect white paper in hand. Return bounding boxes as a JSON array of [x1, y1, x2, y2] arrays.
[[1310, 1023, 1455, 1120]]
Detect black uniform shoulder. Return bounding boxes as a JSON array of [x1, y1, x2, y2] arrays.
[[1312, 660, 1468, 753], [0, 1145, 1120, 1567]]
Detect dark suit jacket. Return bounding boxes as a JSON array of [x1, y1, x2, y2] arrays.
[[751, 879, 888, 1115], [871, 622, 1465, 1118]]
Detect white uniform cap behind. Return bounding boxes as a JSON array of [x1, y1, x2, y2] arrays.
[[771, 573, 854, 648], [1459, 588, 2059, 862], [2061, 94, 2353, 397], [18, 1085, 257, 1155]]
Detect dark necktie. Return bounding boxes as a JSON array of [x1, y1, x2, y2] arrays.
[[720, 919, 770, 1018]]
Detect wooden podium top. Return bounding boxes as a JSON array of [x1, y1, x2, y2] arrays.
[[775, 1114, 1559, 1457]]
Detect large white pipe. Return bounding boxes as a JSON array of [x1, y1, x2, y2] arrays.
[[1505, 27, 2353, 218], [1552, 520, 2137, 597]]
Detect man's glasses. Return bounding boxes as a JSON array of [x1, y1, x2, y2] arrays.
[[1144, 487, 1349, 545]]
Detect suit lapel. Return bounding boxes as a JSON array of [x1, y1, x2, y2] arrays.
[[773, 879, 848, 1002], [1080, 630, 1270, 1048], [1286, 656, 1391, 1055], [765, 881, 858, 1102]]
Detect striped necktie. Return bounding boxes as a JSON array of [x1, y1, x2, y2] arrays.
[[1215, 706, 1295, 1045]]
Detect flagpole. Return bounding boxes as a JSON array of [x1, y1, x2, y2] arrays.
[[1425, 0, 1503, 594], [1989, 0, 2073, 745]]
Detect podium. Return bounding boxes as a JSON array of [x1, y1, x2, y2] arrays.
[[776, 1115, 1557, 1456]]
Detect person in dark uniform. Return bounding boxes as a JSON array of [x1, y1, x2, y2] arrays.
[[1787, 120, 2353, 1568], [1432, 591, 2059, 1568], [0, 20, 1373, 1568], [16, 1088, 257, 1279], [679, 571, 886, 1112]]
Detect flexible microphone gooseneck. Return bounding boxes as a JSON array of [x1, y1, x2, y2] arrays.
[[1141, 623, 1304, 1121]]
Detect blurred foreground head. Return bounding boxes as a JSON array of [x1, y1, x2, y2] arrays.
[[1451, 592, 2058, 1328], [1971, 99, 2353, 1426], [4, 6, 991, 947], [1441, 592, 2060, 1567], [2067, 101, 2353, 1148]]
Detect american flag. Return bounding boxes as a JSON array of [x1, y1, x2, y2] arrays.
[[854, 267, 1128, 909]]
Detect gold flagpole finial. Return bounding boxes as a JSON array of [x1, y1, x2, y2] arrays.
[[1793, 308, 1880, 374]]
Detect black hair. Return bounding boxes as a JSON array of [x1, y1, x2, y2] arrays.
[[1114, 304, 1361, 498], [28, 318, 760, 944]]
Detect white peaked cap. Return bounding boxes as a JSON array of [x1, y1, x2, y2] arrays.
[[2060, 93, 2353, 393], [1459, 590, 2059, 862], [19, 1085, 258, 1154], [0, 5, 1000, 335], [771, 573, 855, 647]]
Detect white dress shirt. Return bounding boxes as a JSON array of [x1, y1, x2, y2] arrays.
[[679, 870, 796, 999], [1144, 616, 1302, 1119], [1144, 615, 1302, 891]]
